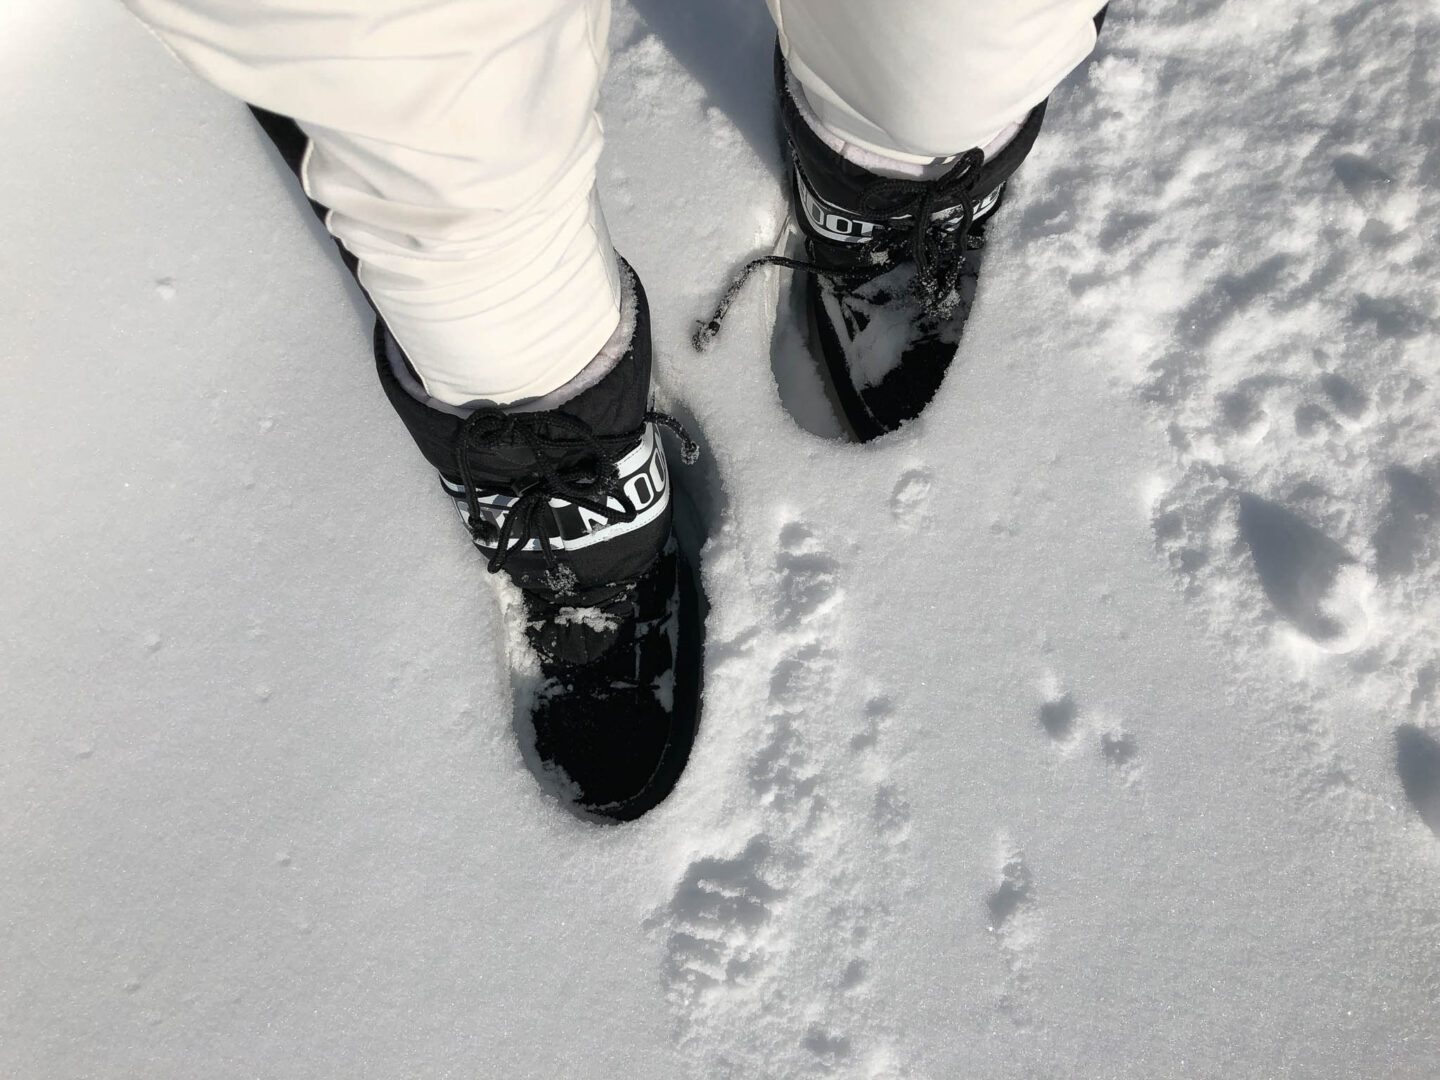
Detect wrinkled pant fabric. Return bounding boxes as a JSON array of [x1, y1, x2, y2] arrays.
[[124, 0, 1103, 406]]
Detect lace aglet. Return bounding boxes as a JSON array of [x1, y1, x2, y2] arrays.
[[692, 317, 722, 352], [692, 254, 788, 352], [646, 410, 702, 465]]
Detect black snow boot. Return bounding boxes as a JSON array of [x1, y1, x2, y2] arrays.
[[778, 50, 1047, 440], [244, 107, 702, 822], [696, 49, 1046, 442], [376, 268, 703, 823]]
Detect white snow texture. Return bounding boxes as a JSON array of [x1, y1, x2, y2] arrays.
[[4, 1, 1440, 1078]]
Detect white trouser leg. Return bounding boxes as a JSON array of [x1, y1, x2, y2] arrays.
[[123, 0, 620, 408], [765, 0, 1107, 162]]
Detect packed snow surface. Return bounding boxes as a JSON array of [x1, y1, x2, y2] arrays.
[[4, 1, 1440, 1077]]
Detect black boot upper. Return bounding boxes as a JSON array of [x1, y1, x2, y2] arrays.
[[770, 46, 1047, 439], [373, 271, 703, 821], [374, 270, 675, 606]]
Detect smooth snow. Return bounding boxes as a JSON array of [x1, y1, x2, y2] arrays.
[[4, 1, 1440, 1078]]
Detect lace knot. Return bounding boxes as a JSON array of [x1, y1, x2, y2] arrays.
[[456, 407, 632, 582], [453, 408, 698, 587]]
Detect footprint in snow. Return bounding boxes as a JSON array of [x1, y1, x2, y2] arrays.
[[774, 522, 841, 628], [890, 468, 933, 530], [662, 520, 915, 1072], [986, 842, 1040, 1020], [1038, 681, 1141, 782], [1331, 152, 1395, 211], [850, 695, 892, 754], [1395, 725, 1440, 838], [754, 523, 842, 815], [873, 784, 911, 845], [802, 1026, 852, 1065], [659, 519, 839, 1040], [1236, 493, 1371, 651], [1217, 386, 1273, 445], [750, 693, 820, 814], [1319, 373, 1370, 421], [1352, 293, 1429, 341], [1100, 729, 1142, 782], [1038, 691, 1078, 743], [1411, 666, 1437, 714], [661, 837, 788, 1004], [1373, 466, 1439, 580], [987, 852, 1035, 933]]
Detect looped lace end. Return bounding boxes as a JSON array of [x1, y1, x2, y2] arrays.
[[692, 255, 811, 353], [647, 410, 701, 465]]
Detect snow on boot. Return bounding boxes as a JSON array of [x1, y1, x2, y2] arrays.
[[376, 268, 703, 823]]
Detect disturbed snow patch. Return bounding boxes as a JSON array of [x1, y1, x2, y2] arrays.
[[1023, 1, 1440, 842]]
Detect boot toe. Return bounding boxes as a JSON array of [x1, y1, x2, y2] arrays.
[[523, 542, 702, 823]]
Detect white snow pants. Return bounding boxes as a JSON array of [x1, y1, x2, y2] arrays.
[[123, 0, 1104, 407]]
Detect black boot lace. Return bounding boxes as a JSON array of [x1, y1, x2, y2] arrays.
[[694, 148, 988, 350], [455, 407, 698, 588]]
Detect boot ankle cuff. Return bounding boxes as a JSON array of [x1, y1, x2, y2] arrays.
[[508, 262, 640, 415], [375, 260, 654, 480], [383, 259, 639, 419], [777, 44, 1047, 222]]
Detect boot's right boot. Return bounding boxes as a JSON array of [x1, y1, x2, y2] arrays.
[[376, 267, 703, 823], [766, 5, 1120, 437], [691, 51, 1047, 442], [774, 48, 1048, 441]]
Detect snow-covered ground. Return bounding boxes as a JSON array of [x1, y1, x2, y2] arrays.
[[4, 1, 1440, 1076]]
